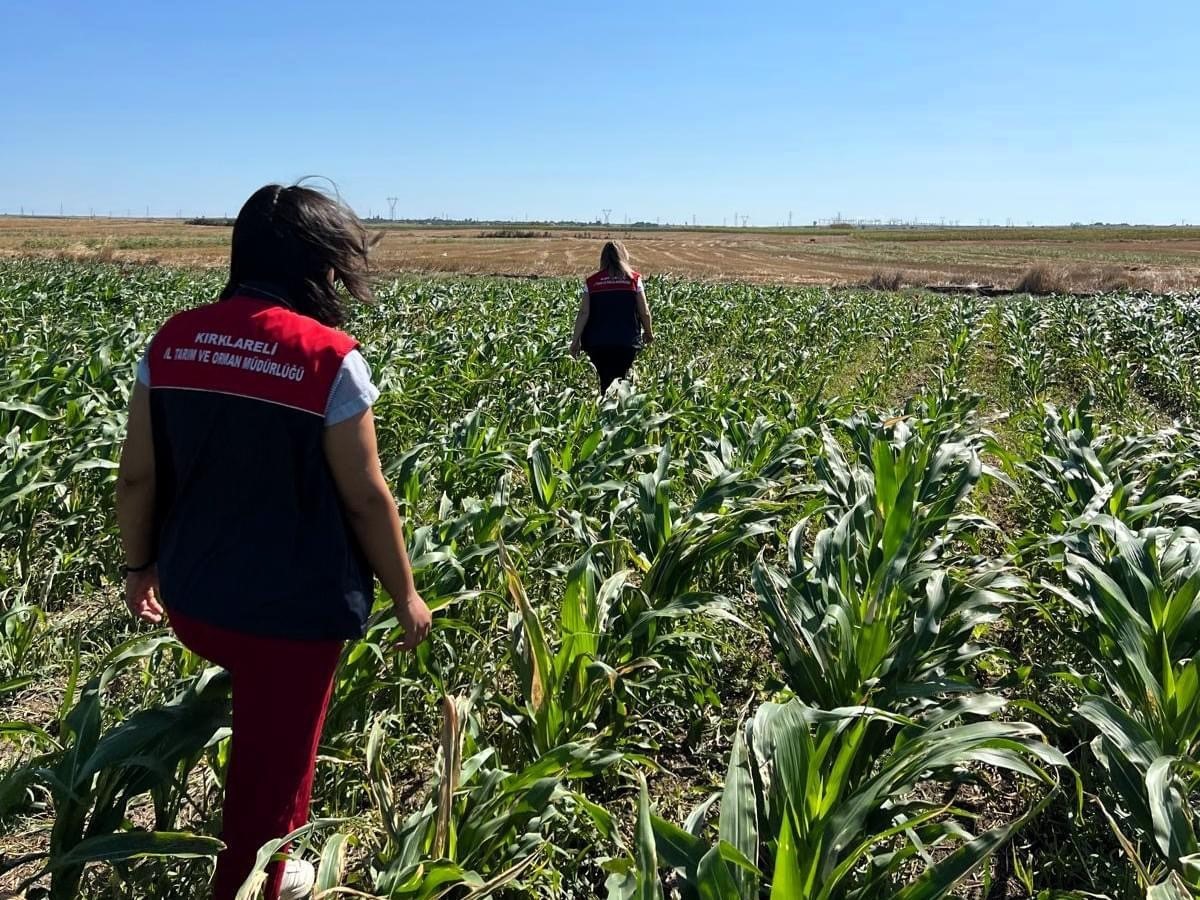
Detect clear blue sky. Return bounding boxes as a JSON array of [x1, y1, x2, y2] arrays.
[[1, 0, 1197, 225]]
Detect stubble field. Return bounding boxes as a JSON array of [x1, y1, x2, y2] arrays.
[[3, 217, 1200, 292]]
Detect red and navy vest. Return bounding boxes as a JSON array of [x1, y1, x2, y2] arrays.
[[147, 289, 373, 640], [581, 270, 642, 349]]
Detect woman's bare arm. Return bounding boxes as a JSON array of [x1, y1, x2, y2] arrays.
[[116, 382, 164, 623], [117, 383, 156, 565], [569, 292, 590, 356], [324, 409, 430, 650], [636, 291, 654, 343]]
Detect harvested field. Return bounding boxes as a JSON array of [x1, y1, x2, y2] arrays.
[[3, 216, 1200, 291]]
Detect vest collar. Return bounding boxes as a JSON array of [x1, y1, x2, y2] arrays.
[[231, 281, 295, 309]]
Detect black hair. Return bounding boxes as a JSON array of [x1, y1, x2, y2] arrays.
[[220, 183, 377, 326]]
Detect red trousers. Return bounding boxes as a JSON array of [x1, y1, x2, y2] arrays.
[[169, 608, 343, 900]]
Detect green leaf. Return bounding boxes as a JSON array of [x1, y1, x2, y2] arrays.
[[718, 729, 759, 900], [651, 812, 707, 882], [316, 832, 351, 893], [770, 806, 804, 899], [697, 844, 742, 900], [47, 830, 223, 871], [1146, 756, 1199, 863], [1147, 873, 1194, 900], [636, 773, 663, 900]]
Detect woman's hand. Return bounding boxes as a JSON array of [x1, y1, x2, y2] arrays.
[[569, 338, 581, 358], [642, 328, 655, 345], [126, 566, 165, 624], [395, 591, 432, 651]]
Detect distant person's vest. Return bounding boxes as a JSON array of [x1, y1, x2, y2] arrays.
[[581, 270, 642, 349], [146, 289, 373, 640]]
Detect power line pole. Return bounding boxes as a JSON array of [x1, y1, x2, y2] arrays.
[[602, 208, 611, 225], [387, 197, 399, 220], [788, 211, 792, 227]]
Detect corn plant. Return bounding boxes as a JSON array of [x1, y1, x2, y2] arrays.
[[999, 299, 1060, 401], [0, 601, 45, 677], [621, 700, 1066, 900], [500, 548, 737, 760], [1020, 401, 1200, 533], [366, 696, 621, 898], [754, 404, 1015, 716], [1042, 524, 1200, 890], [7, 636, 228, 898]]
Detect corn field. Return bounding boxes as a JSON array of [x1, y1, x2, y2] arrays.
[[2, 259, 1200, 899]]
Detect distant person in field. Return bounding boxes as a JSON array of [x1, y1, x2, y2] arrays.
[[116, 183, 431, 900], [570, 240, 654, 394]]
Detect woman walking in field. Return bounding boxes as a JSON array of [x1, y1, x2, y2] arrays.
[[570, 240, 654, 394], [116, 184, 431, 900]]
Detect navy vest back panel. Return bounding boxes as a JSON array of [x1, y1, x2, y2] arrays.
[[147, 294, 373, 640], [581, 270, 642, 349]]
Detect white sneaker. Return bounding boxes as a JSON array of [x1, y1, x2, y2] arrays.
[[279, 858, 316, 900]]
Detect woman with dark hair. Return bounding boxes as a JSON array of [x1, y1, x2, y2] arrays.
[[569, 240, 654, 394], [116, 183, 431, 900]]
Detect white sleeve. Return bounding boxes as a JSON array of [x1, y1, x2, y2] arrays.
[[324, 350, 381, 426], [634, 274, 645, 294], [137, 352, 151, 386]]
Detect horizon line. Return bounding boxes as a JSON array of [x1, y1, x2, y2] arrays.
[[0, 213, 1196, 231]]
